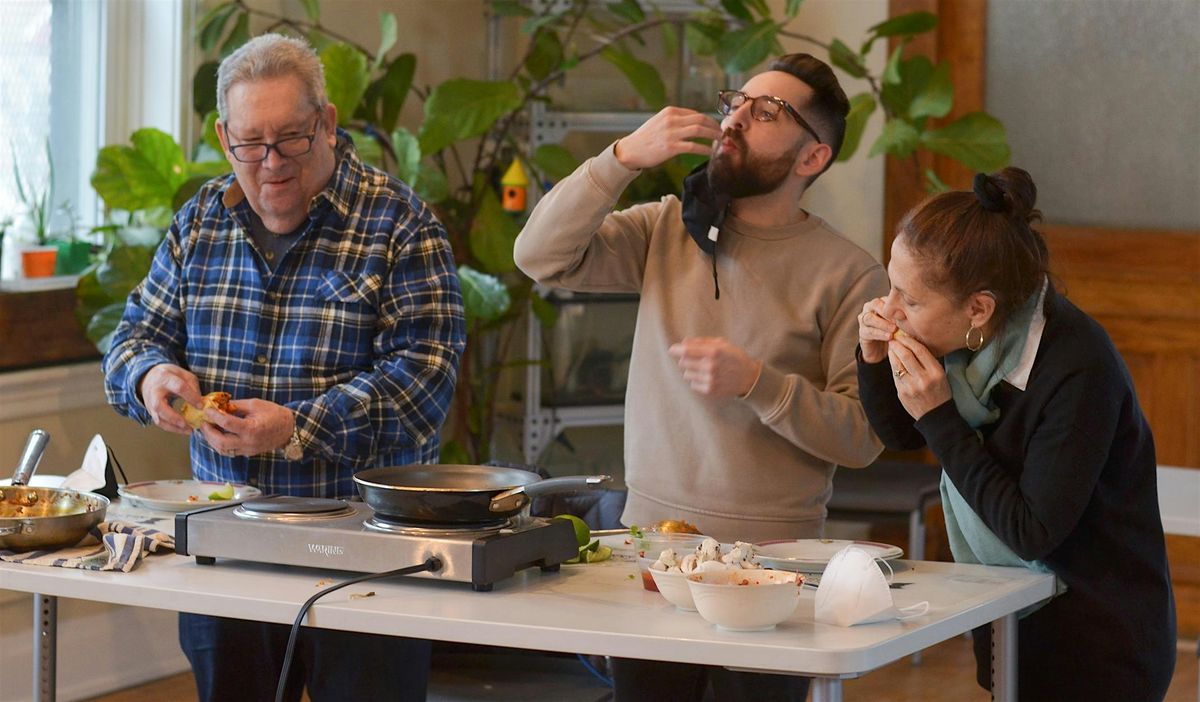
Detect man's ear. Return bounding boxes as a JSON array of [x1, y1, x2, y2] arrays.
[[215, 120, 231, 159], [323, 102, 338, 146], [794, 142, 833, 178]]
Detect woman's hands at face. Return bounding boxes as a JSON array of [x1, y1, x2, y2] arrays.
[[858, 297, 896, 364], [888, 334, 952, 421]]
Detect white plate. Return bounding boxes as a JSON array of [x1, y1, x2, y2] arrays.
[[753, 539, 903, 573], [117, 480, 261, 512]]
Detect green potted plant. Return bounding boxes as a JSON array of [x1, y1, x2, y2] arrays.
[[79, 0, 1010, 463], [10, 141, 96, 278]]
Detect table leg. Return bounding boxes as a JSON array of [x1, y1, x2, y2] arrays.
[[810, 677, 843, 702], [991, 612, 1017, 702], [34, 593, 57, 702]]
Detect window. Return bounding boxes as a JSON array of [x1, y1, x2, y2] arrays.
[[0, 0, 188, 280]]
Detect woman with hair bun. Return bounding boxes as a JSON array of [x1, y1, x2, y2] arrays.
[[856, 168, 1175, 700]]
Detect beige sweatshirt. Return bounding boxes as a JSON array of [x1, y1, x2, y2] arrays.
[[514, 146, 887, 542]]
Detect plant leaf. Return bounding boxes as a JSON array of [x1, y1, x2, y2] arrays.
[[218, 12, 250, 59], [828, 39, 867, 79], [196, 2, 237, 52], [530, 292, 558, 328], [372, 53, 416, 133], [91, 128, 188, 213], [715, 20, 778, 74], [192, 61, 220, 119], [86, 303, 128, 352], [880, 54, 933, 117], [418, 79, 523, 155], [375, 12, 397, 69], [923, 168, 950, 193], [468, 189, 520, 274], [415, 162, 450, 204], [908, 62, 952, 120], [490, 0, 533, 17], [863, 11, 938, 56], [525, 30, 563, 81], [607, 0, 645, 23], [458, 265, 512, 324], [391, 127, 421, 185], [439, 439, 473, 465], [919, 112, 1010, 172], [837, 92, 877, 162], [784, 0, 803, 19], [868, 118, 921, 159], [743, 0, 771, 18], [868, 11, 939, 39], [532, 143, 579, 181], [300, 0, 320, 22], [600, 46, 667, 109], [684, 16, 724, 56], [719, 0, 754, 23], [320, 43, 370, 127]]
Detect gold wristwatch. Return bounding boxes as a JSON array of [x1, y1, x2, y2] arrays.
[[283, 420, 303, 461]]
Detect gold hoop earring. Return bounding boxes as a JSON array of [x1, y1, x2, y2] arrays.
[[965, 325, 985, 352]]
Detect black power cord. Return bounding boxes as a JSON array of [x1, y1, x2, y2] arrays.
[[274, 557, 443, 702]]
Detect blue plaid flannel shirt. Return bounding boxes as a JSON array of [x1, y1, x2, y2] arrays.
[[103, 135, 465, 498]]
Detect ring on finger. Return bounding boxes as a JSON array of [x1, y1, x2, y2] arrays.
[[894, 368, 908, 378]]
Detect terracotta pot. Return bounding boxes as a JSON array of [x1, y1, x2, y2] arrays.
[[21, 245, 58, 278]]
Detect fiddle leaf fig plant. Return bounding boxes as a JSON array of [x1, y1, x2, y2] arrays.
[[78, 0, 1009, 464]]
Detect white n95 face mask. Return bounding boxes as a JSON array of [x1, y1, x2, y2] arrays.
[[814, 545, 929, 627]]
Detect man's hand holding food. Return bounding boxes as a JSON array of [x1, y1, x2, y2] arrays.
[[613, 106, 721, 170]]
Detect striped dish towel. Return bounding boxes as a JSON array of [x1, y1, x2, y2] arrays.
[[0, 521, 174, 572]]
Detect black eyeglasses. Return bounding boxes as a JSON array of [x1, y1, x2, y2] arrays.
[[225, 114, 322, 163], [717, 90, 822, 144]]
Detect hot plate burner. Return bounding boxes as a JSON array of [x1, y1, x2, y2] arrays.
[[364, 513, 512, 537], [234, 495, 356, 522]]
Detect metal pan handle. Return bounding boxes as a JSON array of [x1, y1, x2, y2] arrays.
[[489, 475, 612, 513], [11, 429, 49, 487]]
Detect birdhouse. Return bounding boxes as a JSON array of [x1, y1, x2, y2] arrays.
[[501, 159, 529, 213]]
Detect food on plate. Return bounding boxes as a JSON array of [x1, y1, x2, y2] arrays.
[[650, 519, 701, 534], [177, 392, 238, 430], [649, 537, 763, 576], [207, 482, 236, 501]]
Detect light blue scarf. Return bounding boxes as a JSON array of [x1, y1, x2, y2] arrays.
[[938, 280, 1060, 609]]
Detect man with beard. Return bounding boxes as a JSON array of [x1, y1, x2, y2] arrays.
[[514, 54, 887, 701]]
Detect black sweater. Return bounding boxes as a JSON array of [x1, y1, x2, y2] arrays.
[[858, 289, 1176, 701]]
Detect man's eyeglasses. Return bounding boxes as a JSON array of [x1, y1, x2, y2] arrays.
[[717, 90, 822, 144], [225, 114, 322, 163]]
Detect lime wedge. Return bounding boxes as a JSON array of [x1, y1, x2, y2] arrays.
[[207, 482, 235, 501], [553, 514, 591, 548], [579, 545, 612, 563]]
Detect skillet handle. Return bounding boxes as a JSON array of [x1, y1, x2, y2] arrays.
[[11, 429, 49, 487], [489, 475, 613, 514]]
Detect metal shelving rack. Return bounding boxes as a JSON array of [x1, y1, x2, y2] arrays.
[[490, 1, 733, 463]]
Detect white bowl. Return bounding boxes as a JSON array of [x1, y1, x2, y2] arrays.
[[649, 567, 697, 611], [633, 533, 709, 591], [686, 568, 804, 631]]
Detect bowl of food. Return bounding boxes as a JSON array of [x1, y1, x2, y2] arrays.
[[686, 568, 804, 631], [634, 533, 709, 591], [648, 566, 698, 611]]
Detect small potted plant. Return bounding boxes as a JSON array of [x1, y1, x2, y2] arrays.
[[11, 141, 89, 278]]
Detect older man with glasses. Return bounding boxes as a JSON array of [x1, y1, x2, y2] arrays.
[[515, 53, 888, 701], [102, 33, 464, 702]]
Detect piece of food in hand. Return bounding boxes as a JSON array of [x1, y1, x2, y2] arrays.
[[891, 328, 908, 340], [651, 519, 702, 534], [207, 482, 235, 501], [176, 392, 238, 429]]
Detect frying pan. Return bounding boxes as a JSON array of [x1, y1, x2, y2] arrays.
[[353, 464, 610, 523], [0, 430, 109, 551]]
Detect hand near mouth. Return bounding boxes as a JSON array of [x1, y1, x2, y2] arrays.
[[615, 106, 721, 171]]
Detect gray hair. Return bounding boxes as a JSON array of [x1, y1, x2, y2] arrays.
[[216, 33, 327, 122]]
